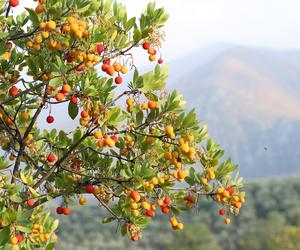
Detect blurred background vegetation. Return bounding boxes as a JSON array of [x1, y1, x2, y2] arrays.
[[53, 177, 300, 250]]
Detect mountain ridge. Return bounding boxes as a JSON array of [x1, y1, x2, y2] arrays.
[[168, 44, 300, 178]]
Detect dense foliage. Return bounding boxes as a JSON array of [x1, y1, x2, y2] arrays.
[[57, 177, 300, 250], [0, 0, 244, 249]]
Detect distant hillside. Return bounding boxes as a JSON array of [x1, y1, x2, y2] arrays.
[[168, 45, 300, 178]]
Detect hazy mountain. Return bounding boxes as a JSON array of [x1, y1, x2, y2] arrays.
[[168, 44, 300, 178]]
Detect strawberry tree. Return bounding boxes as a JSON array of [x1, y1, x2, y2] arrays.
[[0, 0, 245, 249]]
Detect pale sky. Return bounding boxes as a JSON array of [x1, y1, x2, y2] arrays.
[[15, 0, 300, 61]]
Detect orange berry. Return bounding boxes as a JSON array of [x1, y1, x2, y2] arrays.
[[106, 66, 115, 76], [62, 84, 71, 93], [81, 110, 89, 118], [113, 63, 121, 72], [9, 86, 20, 97], [149, 55, 156, 61], [130, 191, 140, 202], [27, 199, 35, 207], [55, 92, 64, 101], [148, 100, 157, 110]]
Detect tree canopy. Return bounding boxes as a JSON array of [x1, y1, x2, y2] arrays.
[[0, 0, 244, 249]]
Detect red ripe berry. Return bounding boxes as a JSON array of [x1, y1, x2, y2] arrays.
[[163, 197, 171, 205], [85, 184, 95, 194], [158, 58, 163, 64], [115, 76, 123, 84], [66, 55, 73, 63], [111, 135, 118, 142], [63, 207, 71, 215], [70, 96, 78, 104], [219, 209, 226, 216], [47, 153, 56, 163], [226, 186, 234, 196], [97, 44, 104, 54], [145, 210, 155, 217], [46, 115, 54, 124], [184, 195, 195, 203], [60, 89, 68, 96], [142, 42, 151, 50], [104, 59, 111, 65], [27, 199, 35, 207], [161, 206, 170, 214], [56, 207, 64, 215], [16, 235, 23, 243], [76, 65, 84, 72], [101, 64, 109, 72], [9, 0, 19, 7]]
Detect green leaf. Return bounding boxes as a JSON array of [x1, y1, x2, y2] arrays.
[[141, 65, 169, 92], [125, 17, 136, 31], [140, 165, 156, 177], [51, 219, 59, 231], [10, 194, 22, 203], [102, 217, 116, 224], [120, 223, 127, 236], [45, 243, 56, 250], [185, 176, 195, 186], [73, 129, 83, 142], [0, 156, 11, 170], [133, 29, 142, 43], [16, 225, 32, 233], [171, 206, 180, 216], [0, 227, 10, 245], [136, 111, 144, 125], [68, 102, 79, 120], [25, 8, 40, 27]]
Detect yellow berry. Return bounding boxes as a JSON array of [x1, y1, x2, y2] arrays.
[[41, 31, 49, 39], [165, 125, 174, 135], [158, 177, 165, 185], [79, 197, 87, 205], [126, 98, 134, 106], [141, 201, 150, 210], [2, 52, 10, 61], [177, 222, 184, 230], [131, 209, 140, 217], [10, 237, 18, 245], [151, 177, 158, 185], [180, 143, 189, 153], [121, 65, 128, 74], [94, 131, 103, 139], [225, 217, 231, 224], [46, 20, 56, 30], [149, 55, 156, 61], [39, 22, 47, 30], [130, 202, 138, 209]]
